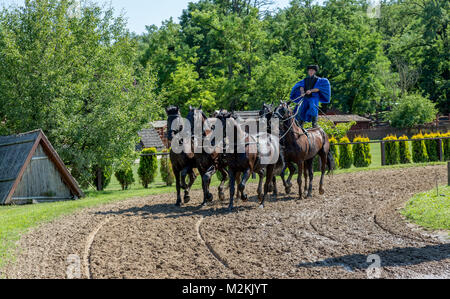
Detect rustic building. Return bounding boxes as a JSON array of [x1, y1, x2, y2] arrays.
[[0, 130, 84, 205], [137, 127, 166, 151]]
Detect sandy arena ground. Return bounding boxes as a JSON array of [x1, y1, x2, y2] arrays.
[[3, 165, 449, 279]]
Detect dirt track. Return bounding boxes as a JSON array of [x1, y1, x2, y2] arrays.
[[3, 165, 450, 279]]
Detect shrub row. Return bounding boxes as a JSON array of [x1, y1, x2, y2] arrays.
[[352, 136, 372, 168]]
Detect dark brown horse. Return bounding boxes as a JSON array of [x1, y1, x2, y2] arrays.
[[216, 111, 281, 210], [272, 102, 335, 199], [186, 106, 230, 206], [166, 106, 197, 206]]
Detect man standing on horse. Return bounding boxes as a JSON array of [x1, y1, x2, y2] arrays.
[[290, 65, 331, 130]]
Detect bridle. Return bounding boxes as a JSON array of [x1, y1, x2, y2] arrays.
[[274, 101, 304, 140]]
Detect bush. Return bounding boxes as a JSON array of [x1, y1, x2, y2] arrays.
[[138, 148, 158, 188], [160, 150, 175, 186], [412, 133, 429, 163], [317, 119, 356, 140], [115, 166, 135, 190], [443, 132, 450, 161], [338, 137, 353, 169], [352, 136, 372, 168], [386, 94, 438, 128], [398, 136, 412, 164], [423, 133, 442, 162], [383, 135, 400, 165], [329, 136, 339, 169]]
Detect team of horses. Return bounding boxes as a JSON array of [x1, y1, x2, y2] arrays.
[[166, 102, 335, 211]]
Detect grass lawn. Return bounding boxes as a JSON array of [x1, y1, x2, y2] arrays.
[[0, 151, 447, 271], [402, 185, 450, 232]]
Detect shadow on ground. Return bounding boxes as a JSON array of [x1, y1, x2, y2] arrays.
[[298, 244, 450, 271]]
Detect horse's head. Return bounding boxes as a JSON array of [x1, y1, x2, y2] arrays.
[[166, 105, 181, 142], [259, 103, 274, 119], [273, 102, 293, 130], [186, 105, 209, 137]]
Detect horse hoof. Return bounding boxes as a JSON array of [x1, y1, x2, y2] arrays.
[[184, 196, 191, 204], [207, 193, 214, 203], [306, 194, 313, 199], [319, 189, 325, 195], [228, 206, 234, 212], [241, 194, 249, 202], [175, 202, 182, 207], [219, 192, 226, 202], [259, 204, 265, 209], [285, 188, 292, 194]]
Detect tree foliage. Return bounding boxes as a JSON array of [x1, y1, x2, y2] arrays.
[[0, 0, 160, 186]]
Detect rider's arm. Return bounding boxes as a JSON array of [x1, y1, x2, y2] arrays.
[[300, 87, 305, 97], [306, 88, 320, 95]]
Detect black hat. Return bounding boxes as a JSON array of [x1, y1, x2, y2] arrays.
[[307, 65, 319, 72]]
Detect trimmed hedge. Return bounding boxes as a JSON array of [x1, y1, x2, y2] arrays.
[[412, 133, 429, 163], [423, 132, 442, 162], [383, 135, 400, 165], [338, 137, 353, 169], [443, 132, 450, 161], [329, 136, 339, 169], [398, 135, 412, 164], [160, 149, 175, 186], [138, 148, 158, 188], [115, 166, 135, 190], [352, 136, 372, 168]]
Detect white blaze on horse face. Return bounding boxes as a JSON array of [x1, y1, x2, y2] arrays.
[[171, 117, 192, 155], [203, 118, 223, 154]]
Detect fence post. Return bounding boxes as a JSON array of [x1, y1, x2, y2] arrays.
[[381, 141, 386, 166], [438, 139, 443, 162]]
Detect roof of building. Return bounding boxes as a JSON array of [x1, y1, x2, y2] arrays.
[[319, 115, 371, 123], [138, 128, 165, 150], [0, 129, 84, 204], [151, 120, 167, 129]]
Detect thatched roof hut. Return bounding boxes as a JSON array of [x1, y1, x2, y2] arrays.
[[0, 129, 84, 205]]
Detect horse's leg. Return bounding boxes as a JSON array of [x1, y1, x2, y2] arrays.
[[235, 171, 242, 200], [239, 169, 251, 202], [319, 151, 327, 195], [272, 176, 278, 200], [203, 166, 216, 203], [184, 171, 196, 204], [218, 168, 229, 202], [297, 162, 304, 200], [175, 170, 182, 207], [262, 166, 274, 208], [180, 166, 190, 190], [256, 171, 264, 203], [305, 159, 314, 198], [229, 169, 236, 211], [285, 163, 295, 194]]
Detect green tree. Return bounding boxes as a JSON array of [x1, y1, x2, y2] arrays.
[[386, 94, 438, 128], [138, 148, 158, 188], [0, 0, 159, 189]]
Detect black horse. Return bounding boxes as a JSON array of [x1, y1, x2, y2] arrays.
[[166, 106, 197, 206], [186, 106, 230, 206]]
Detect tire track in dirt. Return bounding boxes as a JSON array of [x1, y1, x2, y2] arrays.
[[195, 216, 242, 278], [83, 217, 112, 279]]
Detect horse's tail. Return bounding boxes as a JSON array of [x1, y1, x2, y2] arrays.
[[327, 150, 336, 175]]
